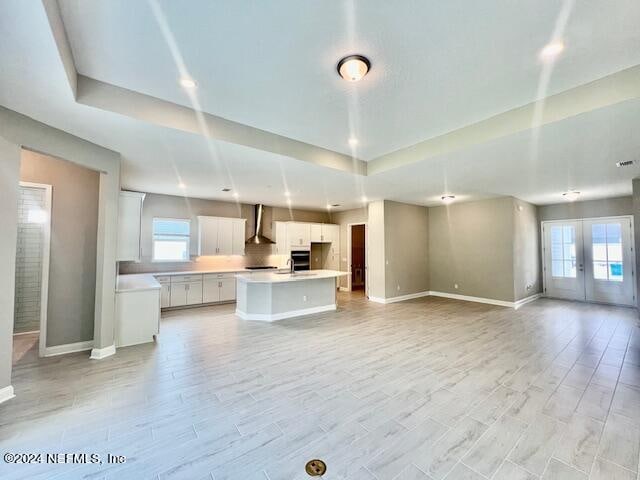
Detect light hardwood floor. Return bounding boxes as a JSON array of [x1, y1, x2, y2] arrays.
[[2, 292, 640, 480]]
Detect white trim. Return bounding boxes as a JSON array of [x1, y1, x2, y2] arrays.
[[236, 304, 336, 322], [0, 385, 15, 404], [339, 287, 350, 292], [90, 344, 116, 360], [44, 340, 94, 357], [368, 291, 430, 304], [428, 291, 514, 307], [18, 182, 52, 358], [513, 293, 543, 310]]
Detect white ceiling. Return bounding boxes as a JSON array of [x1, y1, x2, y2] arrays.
[[57, 0, 640, 160], [0, 1, 639, 210]]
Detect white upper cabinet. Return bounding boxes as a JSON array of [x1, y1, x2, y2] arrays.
[[310, 224, 323, 243], [116, 191, 145, 262], [198, 216, 246, 256], [321, 224, 339, 245], [288, 222, 311, 247], [232, 218, 246, 255], [274, 221, 288, 255]]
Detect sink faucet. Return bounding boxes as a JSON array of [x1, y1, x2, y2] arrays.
[[286, 257, 295, 273]]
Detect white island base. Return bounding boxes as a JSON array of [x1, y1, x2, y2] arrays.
[[235, 270, 348, 321]]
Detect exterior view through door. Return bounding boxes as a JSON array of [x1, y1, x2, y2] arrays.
[[542, 216, 635, 306]]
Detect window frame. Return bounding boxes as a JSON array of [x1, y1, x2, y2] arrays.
[[151, 217, 192, 263]]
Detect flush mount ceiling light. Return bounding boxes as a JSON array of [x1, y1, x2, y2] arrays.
[[337, 55, 371, 82], [179, 77, 197, 89], [178, 182, 186, 189], [563, 191, 580, 201], [348, 137, 359, 147], [441, 195, 456, 204], [539, 40, 564, 61]]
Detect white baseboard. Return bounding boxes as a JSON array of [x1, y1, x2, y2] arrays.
[[369, 291, 430, 304], [44, 340, 94, 357], [90, 344, 116, 360], [513, 293, 543, 310], [236, 304, 336, 322], [339, 287, 350, 292], [428, 291, 514, 308], [0, 385, 15, 404]]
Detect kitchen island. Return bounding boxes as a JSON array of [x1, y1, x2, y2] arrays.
[[235, 270, 348, 321]]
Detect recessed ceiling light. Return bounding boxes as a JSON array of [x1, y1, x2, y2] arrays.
[[337, 55, 371, 82], [361, 196, 368, 202], [563, 191, 580, 201], [539, 41, 564, 61], [178, 182, 186, 189], [232, 192, 239, 199], [284, 191, 291, 197], [179, 77, 197, 89], [441, 195, 456, 204], [348, 137, 359, 147]]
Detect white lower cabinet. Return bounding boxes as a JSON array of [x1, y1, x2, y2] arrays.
[[169, 283, 187, 307], [186, 281, 203, 305], [156, 276, 171, 308], [203, 273, 236, 303]]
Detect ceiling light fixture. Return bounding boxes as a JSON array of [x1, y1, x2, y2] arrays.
[[563, 191, 580, 201], [178, 182, 186, 189], [337, 55, 371, 82], [441, 195, 456, 204], [361, 196, 368, 203], [232, 192, 239, 199], [348, 137, 359, 147], [284, 191, 291, 197], [539, 40, 564, 61]]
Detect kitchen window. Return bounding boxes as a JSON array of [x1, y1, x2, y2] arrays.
[[152, 218, 191, 262]]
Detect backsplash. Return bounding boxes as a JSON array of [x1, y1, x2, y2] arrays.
[[119, 243, 288, 274]]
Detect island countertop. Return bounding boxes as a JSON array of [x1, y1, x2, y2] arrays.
[[116, 274, 161, 293], [236, 269, 348, 284]]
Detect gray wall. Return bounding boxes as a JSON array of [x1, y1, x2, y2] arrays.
[[538, 196, 632, 221], [21, 150, 100, 347], [633, 180, 640, 312], [332, 207, 368, 289], [384, 201, 429, 298], [0, 137, 21, 391], [429, 197, 516, 302], [120, 193, 331, 274], [513, 199, 542, 301]]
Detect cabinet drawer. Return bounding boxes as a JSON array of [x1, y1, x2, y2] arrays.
[[171, 274, 203, 283], [203, 272, 237, 280]]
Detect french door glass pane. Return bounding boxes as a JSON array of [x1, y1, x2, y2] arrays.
[[564, 260, 576, 278], [609, 262, 623, 282], [593, 261, 608, 280], [550, 225, 576, 278], [591, 223, 624, 282], [552, 260, 563, 277]]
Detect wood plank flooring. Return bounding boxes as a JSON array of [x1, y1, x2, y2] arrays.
[[1, 292, 640, 480]]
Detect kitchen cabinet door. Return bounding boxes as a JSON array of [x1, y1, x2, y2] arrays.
[[310, 224, 322, 243], [322, 224, 339, 245], [203, 278, 220, 303], [217, 217, 233, 255], [275, 222, 288, 255], [198, 216, 219, 255], [232, 219, 246, 255], [185, 281, 203, 305], [116, 191, 145, 261], [219, 278, 236, 301], [288, 223, 310, 247], [160, 283, 171, 308], [169, 283, 187, 307]]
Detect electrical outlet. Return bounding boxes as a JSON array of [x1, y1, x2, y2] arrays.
[[454, 283, 459, 289], [526, 284, 532, 291]]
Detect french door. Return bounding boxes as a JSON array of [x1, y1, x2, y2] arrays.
[[542, 216, 635, 306]]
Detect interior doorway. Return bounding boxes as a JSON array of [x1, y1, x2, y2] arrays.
[[542, 216, 635, 306], [13, 182, 52, 362], [348, 223, 367, 296]]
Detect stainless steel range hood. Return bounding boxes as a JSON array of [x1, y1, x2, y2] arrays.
[[246, 204, 275, 244]]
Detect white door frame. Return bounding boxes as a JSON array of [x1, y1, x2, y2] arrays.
[[347, 222, 368, 296], [541, 215, 636, 307], [18, 182, 52, 357]]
